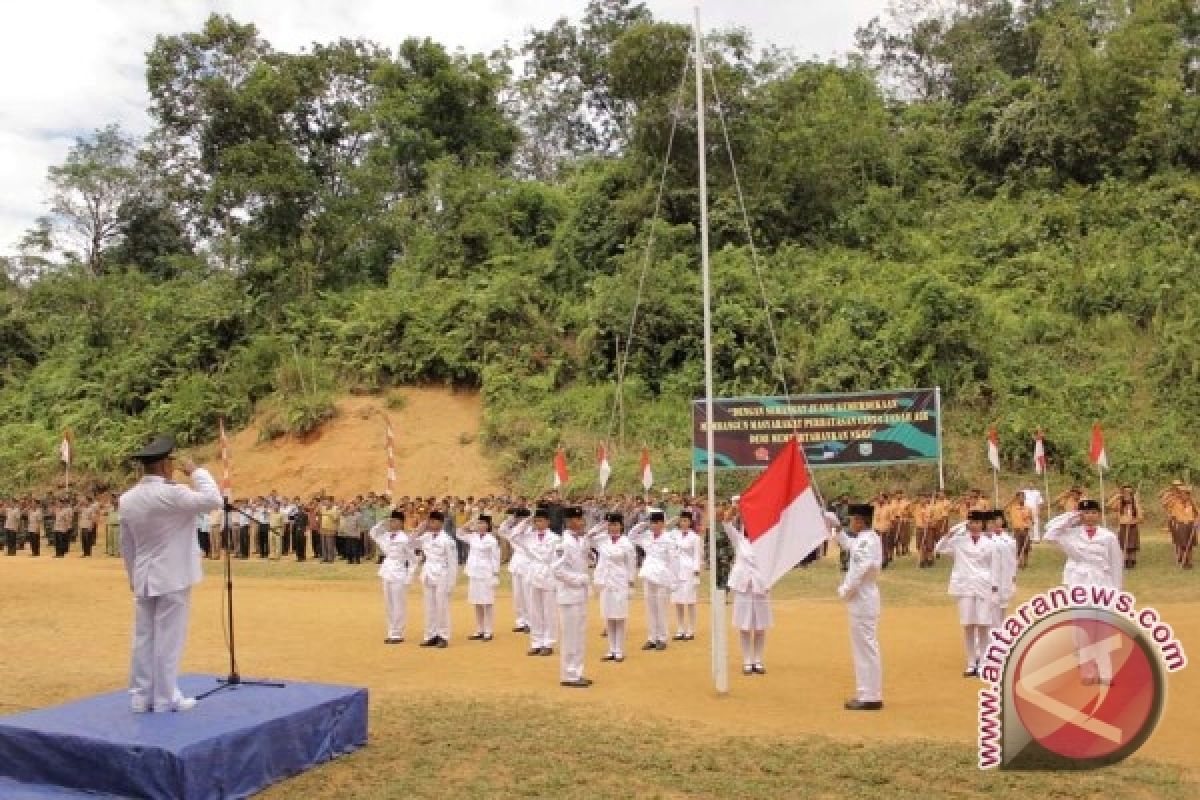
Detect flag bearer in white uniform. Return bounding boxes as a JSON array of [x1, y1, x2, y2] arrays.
[[837, 503, 884, 710], [501, 508, 533, 632], [936, 510, 999, 677], [988, 509, 1018, 636], [722, 507, 771, 675], [461, 514, 501, 641], [1044, 498, 1123, 685], [119, 434, 223, 713], [589, 512, 638, 662], [628, 510, 680, 651], [417, 510, 457, 648], [670, 511, 703, 641], [554, 506, 592, 687], [370, 509, 415, 644], [505, 508, 561, 656]]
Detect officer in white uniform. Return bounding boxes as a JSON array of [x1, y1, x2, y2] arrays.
[[502, 508, 533, 633], [588, 512, 638, 662], [723, 512, 772, 675], [417, 510, 458, 648], [505, 508, 562, 656], [461, 514, 501, 641], [119, 434, 223, 713], [837, 503, 884, 710], [936, 510, 999, 677], [1044, 498, 1123, 685], [628, 510, 679, 651], [553, 506, 592, 687], [669, 511, 703, 641], [988, 510, 1018, 635], [369, 509, 415, 644]]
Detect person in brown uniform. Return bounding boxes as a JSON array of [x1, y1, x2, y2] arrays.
[[3, 499, 21, 556], [52, 498, 73, 558], [1056, 486, 1084, 513], [1107, 484, 1142, 569], [874, 493, 895, 568], [1006, 491, 1034, 569], [78, 495, 99, 557], [1163, 484, 1197, 569], [893, 490, 914, 557], [912, 496, 934, 568], [25, 499, 43, 557]]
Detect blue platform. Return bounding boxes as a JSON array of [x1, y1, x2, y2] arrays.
[[0, 674, 368, 799]]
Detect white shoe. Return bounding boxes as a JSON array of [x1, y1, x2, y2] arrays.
[[174, 696, 198, 712], [131, 698, 151, 713]]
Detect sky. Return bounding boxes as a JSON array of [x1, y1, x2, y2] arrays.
[[0, 0, 892, 255]]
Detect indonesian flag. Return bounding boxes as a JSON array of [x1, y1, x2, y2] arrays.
[[987, 427, 1001, 472], [1034, 429, 1047, 475], [59, 430, 73, 465], [738, 436, 827, 589], [640, 447, 653, 491], [1089, 423, 1108, 470], [218, 418, 232, 498], [597, 443, 612, 491], [553, 447, 569, 489], [385, 416, 397, 494]]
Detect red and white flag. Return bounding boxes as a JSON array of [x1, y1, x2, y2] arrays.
[[987, 427, 1001, 472], [59, 430, 73, 465], [218, 418, 232, 499], [639, 447, 653, 492], [1034, 429, 1047, 475], [1089, 423, 1108, 470], [385, 416, 397, 495], [553, 447, 569, 489], [738, 436, 828, 589], [597, 443, 612, 491]]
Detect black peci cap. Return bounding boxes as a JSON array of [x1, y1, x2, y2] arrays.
[[1077, 499, 1102, 512], [390, 510, 405, 521], [514, 508, 532, 519], [564, 506, 584, 519], [649, 511, 666, 523], [132, 434, 176, 463], [605, 512, 624, 524], [968, 510, 989, 522], [848, 504, 874, 519], [533, 508, 551, 520], [679, 510, 694, 520], [428, 510, 445, 521]]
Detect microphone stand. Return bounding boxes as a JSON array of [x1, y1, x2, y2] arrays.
[[197, 500, 286, 700]]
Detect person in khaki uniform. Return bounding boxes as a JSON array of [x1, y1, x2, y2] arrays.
[[78, 496, 99, 557], [874, 493, 895, 569], [1106, 484, 1142, 569], [52, 499, 73, 558], [1006, 491, 1034, 569], [1056, 486, 1085, 513], [26, 500, 44, 557], [1163, 484, 1197, 569], [892, 490, 913, 558], [912, 496, 934, 568], [4, 499, 21, 556]]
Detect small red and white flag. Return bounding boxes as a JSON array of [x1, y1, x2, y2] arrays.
[[597, 443, 612, 491], [218, 418, 232, 499], [738, 436, 828, 589], [987, 427, 1001, 472], [639, 447, 653, 492], [1034, 428, 1046, 475], [1089, 423, 1108, 470], [385, 416, 397, 495], [59, 430, 73, 465], [553, 447, 569, 489]]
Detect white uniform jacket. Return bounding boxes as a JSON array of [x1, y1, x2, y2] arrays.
[[119, 469, 223, 597], [671, 528, 703, 585], [1044, 512, 1123, 588], [552, 533, 591, 605], [508, 527, 563, 591], [417, 530, 458, 591], [723, 522, 769, 595], [628, 523, 680, 588], [589, 526, 638, 593], [462, 532, 501, 586], [370, 523, 415, 584], [837, 529, 882, 617], [935, 525, 1000, 599]]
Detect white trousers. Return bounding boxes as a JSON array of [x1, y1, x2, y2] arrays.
[[423, 585, 451, 640], [512, 572, 530, 626], [643, 581, 671, 643], [383, 581, 408, 639], [130, 588, 192, 709], [849, 612, 883, 703], [473, 604, 495, 635], [528, 587, 558, 648], [604, 619, 627, 657], [560, 602, 587, 681]]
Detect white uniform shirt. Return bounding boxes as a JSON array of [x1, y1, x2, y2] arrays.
[[992, 531, 1018, 604], [509, 526, 563, 591], [417, 529, 458, 590], [1044, 512, 1123, 588], [628, 523, 679, 587], [499, 517, 531, 577], [723, 522, 768, 595], [553, 532, 591, 604], [462, 532, 501, 584], [836, 529, 882, 617], [671, 528, 703, 584], [935, 525, 999, 599], [371, 522, 415, 583], [119, 469, 223, 597], [590, 527, 638, 592]]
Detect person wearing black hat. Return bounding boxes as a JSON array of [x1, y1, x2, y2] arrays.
[[669, 511, 703, 641], [417, 510, 458, 647], [118, 434, 223, 713], [935, 509, 999, 678], [1106, 484, 1142, 569], [554, 506, 593, 687], [503, 508, 561, 656], [1044, 500, 1123, 685], [370, 510, 416, 644], [987, 510, 1018, 640], [836, 504, 883, 710], [588, 512, 637, 662], [461, 515, 501, 641], [627, 510, 680, 651], [500, 508, 533, 633]]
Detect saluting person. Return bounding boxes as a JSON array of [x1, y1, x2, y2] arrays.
[[722, 506, 771, 675], [670, 511, 703, 641], [500, 508, 533, 633], [417, 510, 457, 648], [589, 512, 637, 663], [461, 515, 501, 641], [936, 510, 999, 678], [370, 510, 415, 644], [837, 504, 883, 711], [1106, 484, 1142, 569], [628, 510, 680, 652], [554, 506, 592, 687], [504, 508, 561, 656]]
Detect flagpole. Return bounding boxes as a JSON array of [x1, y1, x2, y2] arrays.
[[1098, 466, 1107, 529], [934, 386, 945, 491], [695, 6, 728, 695], [992, 467, 1000, 508]]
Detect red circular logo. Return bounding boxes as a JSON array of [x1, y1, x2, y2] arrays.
[[1011, 615, 1160, 762]]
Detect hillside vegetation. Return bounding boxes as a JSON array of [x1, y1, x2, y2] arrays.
[[1, 1, 1197, 495]]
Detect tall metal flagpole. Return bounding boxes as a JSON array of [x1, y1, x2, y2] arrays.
[[696, 6, 728, 695]]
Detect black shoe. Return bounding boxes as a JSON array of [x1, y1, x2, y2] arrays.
[[419, 638, 438, 647], [641, 641, 657, 651], [672, 633, 686, 641], [527, 648, 541, 656], [601, 654, 616, 662], [683, 634, 695, 641], [614, 655, 625, 662], [436, 637, 448, 648], [540, 647, 554, 656], [752, 664, 766, 675], [654, 641, 667, 651], [468, 633, 485, 641], [560, 679, 590, 688], [742, 665, 754, 675], [513, 625, 531, 633], [844, 699, 883, 711], [385, 637, 402, 645], [963, 667, 978, 678]]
